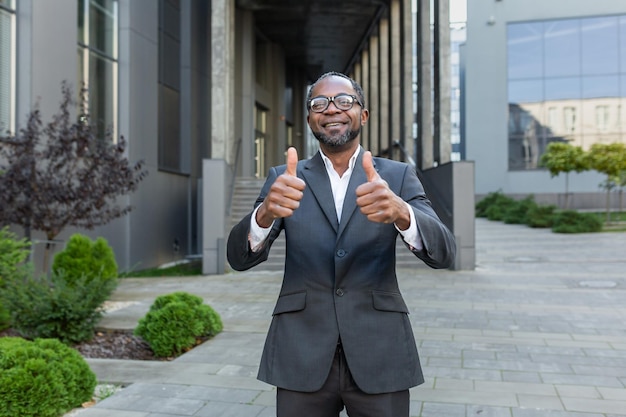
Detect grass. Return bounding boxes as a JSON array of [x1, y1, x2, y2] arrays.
[[119, 261, 202, 278]]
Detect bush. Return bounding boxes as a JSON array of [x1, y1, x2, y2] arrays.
[[0, 337, 96, 417], [526, 204, 557, 228], [552, 210, 603, 233], [476, 191, 517, 221], [52, 234, 118, 284], [503, 195, 538, 224], [0, 227, 30, 330], [135, 291, 223, 357], [3, 268, 118, 344]]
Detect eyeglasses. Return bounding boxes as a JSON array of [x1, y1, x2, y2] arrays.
[[307, 94, 363, 113]]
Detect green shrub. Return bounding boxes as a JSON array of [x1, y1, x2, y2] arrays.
[[0, 227, 31, 330], [503, 195, 538, 224], [52, 234, 117, 285], [3, 268, 117, 344], [135, 291, 223, 357], [526, 204, 557, 228], [552, 210, 603, 233], [0, 337, 96, 417], [476, 191, 517, 221]]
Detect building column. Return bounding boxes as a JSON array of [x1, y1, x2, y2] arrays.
[[401, 0, 414, 165], [379, 17, 390, 157], [360, 49, 370, 149], [390, 0, 401, 160], [434, 0, 451, 165], [416, 0, 433, 169], [211, 0, 235, 162], [369, 35, 380, 156]]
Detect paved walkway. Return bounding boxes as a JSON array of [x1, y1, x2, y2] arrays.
[[70, 218, 626, 417]]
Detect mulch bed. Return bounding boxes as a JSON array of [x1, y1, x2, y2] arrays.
[[0, 328, 161, 361]]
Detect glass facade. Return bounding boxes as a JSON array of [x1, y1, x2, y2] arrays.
[[507, 15, 626, 170], [77, 0, 118, 141], [158, 0, 182, 173], [0, 0, 14, 133]]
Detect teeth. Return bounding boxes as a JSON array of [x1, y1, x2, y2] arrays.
[[326, 123, 341, 127]]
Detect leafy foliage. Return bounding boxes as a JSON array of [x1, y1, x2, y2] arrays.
[[2, 268, 118, 344], [479, 192, 517, 221], [587, 143, 626, 223], [526, 204, 557, 228], [135, 291, 223, 357], [0, 227, 31, 330], [539, 142, 589, 209], [52, 233, 118, 284], [503, 195, 538, 224], [551, 210, 603, 234], [0, 81, 148, 242], [0, 337, 96, 417]]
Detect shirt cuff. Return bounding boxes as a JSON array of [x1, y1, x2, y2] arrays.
[[249, 205, 274, 252], [395, 202, 424, 251]]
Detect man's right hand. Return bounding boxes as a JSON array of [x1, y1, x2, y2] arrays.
[[255, 147, 306, 228]]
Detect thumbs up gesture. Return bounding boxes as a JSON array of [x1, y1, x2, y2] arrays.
[[256, 147, 306, 228], [356, 151, 411, 229]]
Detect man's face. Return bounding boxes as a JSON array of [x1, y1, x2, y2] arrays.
[[307, 76, 369, 149]]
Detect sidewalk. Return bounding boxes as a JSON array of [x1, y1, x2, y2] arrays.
[[72, 218, 626, 417]]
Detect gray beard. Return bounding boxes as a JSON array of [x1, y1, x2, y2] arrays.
[[312, 127, 360, 147]]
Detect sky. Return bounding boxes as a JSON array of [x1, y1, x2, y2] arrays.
[[412, 0, 467, 23], [449, 0, 467, 23]]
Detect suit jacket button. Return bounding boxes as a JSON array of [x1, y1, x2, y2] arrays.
[[336, 249, 346, 257], [335, 288, 344, 296]]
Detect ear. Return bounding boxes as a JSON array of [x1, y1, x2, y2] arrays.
[[360, 108, 369, 125]]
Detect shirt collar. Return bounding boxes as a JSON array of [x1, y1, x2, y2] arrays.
[[319, 146, 361, 175]]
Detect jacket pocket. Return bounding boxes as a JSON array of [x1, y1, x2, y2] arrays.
[[272, 291, 306, 315], [372, 290, 409, 314]]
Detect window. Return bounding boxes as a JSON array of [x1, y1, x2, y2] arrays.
[[158, 0, 182, 173], [595, 105, 610, 132], [0, 0, 15, 133], [77, 0, 118, 141], [507, 15, 626, 169]]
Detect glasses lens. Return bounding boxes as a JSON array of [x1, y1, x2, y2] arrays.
[[310, 97, 329, 112], [334, 95, 355, 110]]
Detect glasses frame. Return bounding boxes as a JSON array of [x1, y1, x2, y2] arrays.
[[307, 94, 363, 113]]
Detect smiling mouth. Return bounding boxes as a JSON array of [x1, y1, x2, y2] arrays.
[[323, 122, 344, 128]]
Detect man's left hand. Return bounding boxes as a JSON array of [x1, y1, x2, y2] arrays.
[[355, 151, 411, 230]]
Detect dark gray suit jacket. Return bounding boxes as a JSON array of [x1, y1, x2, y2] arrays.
[[227, 149, 456, 394]]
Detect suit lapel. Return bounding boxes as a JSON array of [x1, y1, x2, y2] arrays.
[[337, 148, 371, 239], [302, 152, 339, 233]]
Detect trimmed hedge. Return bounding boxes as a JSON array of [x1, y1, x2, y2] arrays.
[[0, 337, 96, 417], [135, 291, 223, 357]]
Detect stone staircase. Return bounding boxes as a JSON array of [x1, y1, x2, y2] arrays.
[[228, 177, 428, 272]]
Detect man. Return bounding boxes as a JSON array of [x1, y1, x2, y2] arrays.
[[227, 72, 456, 417]]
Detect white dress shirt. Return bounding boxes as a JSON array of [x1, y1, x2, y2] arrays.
[[249, 147, 423, 252]]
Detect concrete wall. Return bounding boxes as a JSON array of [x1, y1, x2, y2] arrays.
[[465, 0, 625, 201]]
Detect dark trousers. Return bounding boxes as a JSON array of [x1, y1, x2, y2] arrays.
[[276, 345, 410, 417]]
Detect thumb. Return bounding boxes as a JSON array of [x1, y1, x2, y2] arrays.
[[362, 151, 379, 182], [285, 147, 298, 176]]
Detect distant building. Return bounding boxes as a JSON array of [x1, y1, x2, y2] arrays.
[[465, 0, 626, 207]]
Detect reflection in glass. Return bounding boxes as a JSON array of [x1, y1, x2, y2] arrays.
[[582, 75, 620, 98], [509, 80, 542, 103], [507, 22, 543, 79], [582, 16, 618, 75], [544, 19, 580, 78], [507, 15, 626, 170], [545, 77, 580, 101]]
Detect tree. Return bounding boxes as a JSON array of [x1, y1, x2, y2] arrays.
[[539, 142, 589, 209], [587, 142, 626, 224], [0, 82, 148, 269]]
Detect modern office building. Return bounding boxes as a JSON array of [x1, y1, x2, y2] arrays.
[[465, 0, 626, 205], [1, 0, 474, 273]]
